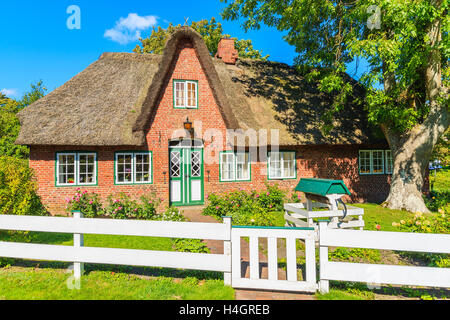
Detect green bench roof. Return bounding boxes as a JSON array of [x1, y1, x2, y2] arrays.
[[295, 178, 351, 196]]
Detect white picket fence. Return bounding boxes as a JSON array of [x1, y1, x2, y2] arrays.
[[0, 213, 449, 293], [0, 212, 232, 282], [318, 221, 450, 293]]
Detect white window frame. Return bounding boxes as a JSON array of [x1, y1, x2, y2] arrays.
[[268, 151, 296, 180], [56, 152, 97, 186], [385, 150, 393, 174], [220, 152, 251, 182], [358, 150, 385, 175], [174, 80, 198, 109], [115, 152, 152, 185]]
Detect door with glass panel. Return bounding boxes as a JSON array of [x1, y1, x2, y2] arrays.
[[169, 148, 204, 206]]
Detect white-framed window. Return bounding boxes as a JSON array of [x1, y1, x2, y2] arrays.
[[358, 150, 385, 175], [174, 80, 198, 108], [115, 152, 152, 184], [385, 150, 393, 174], [268, 151, 296, 180], [56, 152, 97, 186], [220, 152, 251, 182]]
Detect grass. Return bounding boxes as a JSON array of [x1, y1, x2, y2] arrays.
[[430, 166, 450, 193], [0, 230, 233, 300], [0, 268, 234, 300], [0, 231, 175, 251]]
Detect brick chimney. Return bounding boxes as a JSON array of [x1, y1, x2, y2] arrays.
[[215, 38, 239, 64]]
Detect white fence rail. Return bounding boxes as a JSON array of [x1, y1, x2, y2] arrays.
[[1, 213, 449, 294], [0, 212, 232, 280], [318, 221, 450, 293], [231, 226, 317, 293]]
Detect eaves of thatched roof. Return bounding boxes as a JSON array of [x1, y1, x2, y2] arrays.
[[16, 27, 383, 147]]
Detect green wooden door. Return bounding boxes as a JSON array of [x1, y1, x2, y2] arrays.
[[170, 148, 204, 206]]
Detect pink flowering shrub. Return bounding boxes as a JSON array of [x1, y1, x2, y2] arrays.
[[65, 191, 160, 220], [65, 189, 102, 218]]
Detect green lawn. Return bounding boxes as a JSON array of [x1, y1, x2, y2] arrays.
[[430, 166, 450, 193], [0, 268, 234, 300], [0, 231, 233, 300]]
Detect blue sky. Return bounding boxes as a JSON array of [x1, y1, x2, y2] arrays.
[[0, 1, 365, 98]]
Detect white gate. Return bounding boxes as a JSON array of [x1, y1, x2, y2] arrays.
[[231, 226, 318, 293]]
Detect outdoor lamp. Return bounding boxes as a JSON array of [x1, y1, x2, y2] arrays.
[[184, 117, 193, 131]]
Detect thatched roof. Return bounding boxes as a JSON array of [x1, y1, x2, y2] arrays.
[[16, 27, 382, 147]]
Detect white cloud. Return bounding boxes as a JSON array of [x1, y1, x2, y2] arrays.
[[1, 88, 18, 97], [104, 13, 158, 45]]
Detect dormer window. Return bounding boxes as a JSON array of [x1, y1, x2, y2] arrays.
[[174, 80, 198, 109]]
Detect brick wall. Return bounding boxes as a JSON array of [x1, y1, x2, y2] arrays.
[[29, 40, 401, 215]]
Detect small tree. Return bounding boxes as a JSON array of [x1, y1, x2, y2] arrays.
[[0, 80, 47, 159], [133, 17, 268, 60]]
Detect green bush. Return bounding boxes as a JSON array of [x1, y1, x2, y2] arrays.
[[203, 184, 286, 226], [393, 210, 450, 267], [392, 211, 449, 234], [0, 156, 47, 216], [65, 189, 103, 218], [65, 191, 161, 220], [160, 206, 186, 222], [424, 190, 450, 213], [255, 184, 286, 211]]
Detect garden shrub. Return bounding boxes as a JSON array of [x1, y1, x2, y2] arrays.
[[65, 189, 103, 218], [160, 206, 186, 222], [0, 156, 47, 216], [203, 184, 286, 226], [392, 210, 450, 267], [66, 191, 162, 220], [424, 190, 450, 213]]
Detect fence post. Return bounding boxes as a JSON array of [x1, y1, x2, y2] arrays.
[[72, 210, 84, 279], [223, 216, 232, 286], [318, 221, 329, 293]]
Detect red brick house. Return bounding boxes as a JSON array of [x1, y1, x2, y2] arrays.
[[16, 27, 394, 214]]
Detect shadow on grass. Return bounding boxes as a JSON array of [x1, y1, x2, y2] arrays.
[[1, 259, 224, 281], [327, 281, 450, 300]]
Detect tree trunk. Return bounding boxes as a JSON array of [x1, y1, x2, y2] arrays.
[[383, 125, 435, 213], [381, 0, 449, 213]]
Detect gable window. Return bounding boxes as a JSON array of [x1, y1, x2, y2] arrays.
[[268, 151, 296, 180], [385, 150, 393, 174], [115, 152, 152, 184], [174, 80, 198, 109], [56, 152, 97, 186], [220, 152, 251, 182], [358, 150, 385, 175]]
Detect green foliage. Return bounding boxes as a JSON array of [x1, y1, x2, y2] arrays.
[[203, 184, 286, 226], [65, 191, 161, 220], [393, 210, 449, 234], [425, 190, 450, 213], [15, 80, 46, 109], [0, 97, 27, 158], [173, 238, 210, 254], [330, 247, 381, 263], [0, 80, 47, 159], [392, 210, 449, 267], [0, 156, 47, 216], [134, 17, 268, 60], [160, 206, 186, 222], [221, 0, 449, 133]]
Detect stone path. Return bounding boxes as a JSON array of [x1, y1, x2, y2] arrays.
[[181, 207, 316, 300]]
